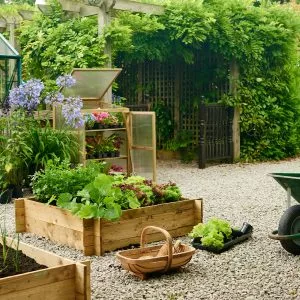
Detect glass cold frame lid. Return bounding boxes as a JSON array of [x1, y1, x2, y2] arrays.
[[62, 68, 122, 99], [0, 33, 20, 57]]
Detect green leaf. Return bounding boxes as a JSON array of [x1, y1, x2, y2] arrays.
[[57, 193, 73, 208], [76, 204, 98, 219], [104, 203, 122, 221]]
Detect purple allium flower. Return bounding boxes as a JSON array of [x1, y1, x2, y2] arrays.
[[8, 79, 44, 111], [56, 75, 76, 88]]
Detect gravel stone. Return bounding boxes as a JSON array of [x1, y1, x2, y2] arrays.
[[2, 158, 300, 299]]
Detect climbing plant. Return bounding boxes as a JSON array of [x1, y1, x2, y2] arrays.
[[18, 0, 107, 86], [18, 0, 300, 161]]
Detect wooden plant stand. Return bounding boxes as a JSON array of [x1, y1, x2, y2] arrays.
[[15, 198, 202, 256], [0, 237, 90, 300]]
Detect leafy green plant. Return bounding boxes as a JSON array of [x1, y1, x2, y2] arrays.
[[163, 130, 195, 163], [189, 218, 232, 250], [34, 172, 182, 221], [31, 159, 106, 202], [56, 174, 134, 220]]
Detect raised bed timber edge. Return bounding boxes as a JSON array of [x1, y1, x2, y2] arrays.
[[15, 198, 202, 256], [0, 237, 91, 300]]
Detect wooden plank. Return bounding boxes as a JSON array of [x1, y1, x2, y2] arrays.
[[113, 0, 164, 15], [0, 278, 76, 300], [0, 265, 75, 295], [80, 4, 100, 16], [101, 199, 197, 223], [23, 200, 84, 231], [102, 226, 194, 253], [100, 209, 195, 241], [25, 217, 84, 251], [4, 237, 74, 267]]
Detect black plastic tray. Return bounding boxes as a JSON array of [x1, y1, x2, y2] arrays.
[[191, 230, 253, 254]]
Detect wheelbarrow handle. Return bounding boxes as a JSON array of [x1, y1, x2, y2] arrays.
[[269, 230, 300, 241]]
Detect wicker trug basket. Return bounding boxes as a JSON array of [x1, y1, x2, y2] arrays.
[[116, 226, 195, 280]]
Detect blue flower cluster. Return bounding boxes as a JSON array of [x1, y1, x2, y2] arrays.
[[62, 96, 84, 128], [56, 75, 76, 88], [44, 92, 64, 106], [9, 79, 44, 112], [8, 75, 84, 129]]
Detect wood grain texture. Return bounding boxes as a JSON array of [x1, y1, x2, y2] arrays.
[[15, 198, 202, 256]]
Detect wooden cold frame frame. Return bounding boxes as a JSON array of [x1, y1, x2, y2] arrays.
[[80, 107, 132, 175]]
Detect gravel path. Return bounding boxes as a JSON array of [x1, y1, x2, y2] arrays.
[[2, 158, 300, 299]]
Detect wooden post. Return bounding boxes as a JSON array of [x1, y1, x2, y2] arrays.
[[15, 198, 26, 232], [193, 199, 202, 225], [229, 59, 240, 161], [137, 63, 143, 104], [198, 102, 206, 169], [98, 4, 112, 103], [174, 63, 180, 133]]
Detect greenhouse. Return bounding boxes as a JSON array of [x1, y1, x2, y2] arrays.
[[0, 33, 21, 106]]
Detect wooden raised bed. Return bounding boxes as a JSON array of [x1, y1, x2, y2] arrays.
[[15, 198, 202, 256], [0, 237, 91, 300]]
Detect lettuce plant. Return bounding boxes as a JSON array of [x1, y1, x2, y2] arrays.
[[189, 218, 232, 250]]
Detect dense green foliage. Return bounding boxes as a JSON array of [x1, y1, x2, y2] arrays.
[[18, 0, 300, 160], [31, 160, 106, 203], [189, 218, 232, 250], [32, 163, 182, 220], [0, 112, 79, 189], [18, 0, 107, 85]]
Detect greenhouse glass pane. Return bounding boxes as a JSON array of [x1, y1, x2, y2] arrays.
[[0, 34, 19, 57], [62, 69, 121, 99], [132, 114, 153, 147], [131, 149, 153, 179]]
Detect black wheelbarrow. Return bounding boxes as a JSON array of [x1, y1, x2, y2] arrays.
[[268, 173, 300, 254]]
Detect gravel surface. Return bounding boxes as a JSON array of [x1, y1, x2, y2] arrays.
[[2, 158, 300, 299]]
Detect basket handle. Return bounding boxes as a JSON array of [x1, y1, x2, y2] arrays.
[[140, 226, 173, 272]]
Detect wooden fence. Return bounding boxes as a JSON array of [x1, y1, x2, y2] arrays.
[[118, 50, 238, 166]]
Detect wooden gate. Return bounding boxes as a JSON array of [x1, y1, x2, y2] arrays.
[[199, 103, 234, 168]]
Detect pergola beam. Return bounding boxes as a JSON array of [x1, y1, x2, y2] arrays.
[[113, 0, 164, 15]]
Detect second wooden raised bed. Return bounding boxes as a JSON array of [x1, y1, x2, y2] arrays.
[[0, 237, 90, 300], [15, 198, 202, 256]]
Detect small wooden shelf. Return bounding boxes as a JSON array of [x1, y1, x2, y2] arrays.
[[85, 127, 126, 132], [87, 155, 128, 161]]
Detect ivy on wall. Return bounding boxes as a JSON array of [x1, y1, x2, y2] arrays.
[[18, 0, 300, 161]]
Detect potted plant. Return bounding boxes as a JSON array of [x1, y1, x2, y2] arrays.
[[92, 112, 110, 129], [84, 114, 96, 130]]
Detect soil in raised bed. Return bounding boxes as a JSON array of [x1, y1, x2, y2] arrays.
[[0, 243, 47, 278]]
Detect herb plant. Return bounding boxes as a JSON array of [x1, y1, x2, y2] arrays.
[[31, 159, 106, 202], [189, 218, 232, 250]]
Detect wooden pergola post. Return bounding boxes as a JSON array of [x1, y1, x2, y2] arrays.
[[79, 0, 164, 104], [229, 59, 240, 161]]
